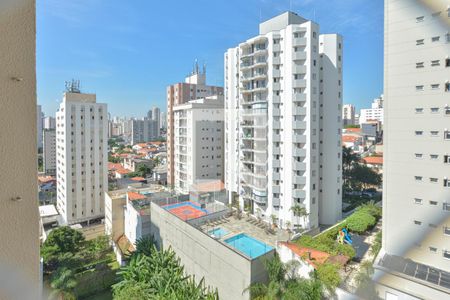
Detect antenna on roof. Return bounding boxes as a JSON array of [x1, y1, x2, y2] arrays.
[[203, 63, 206, 75], [65, 79, 81, 93], [195, 59, 199, 74]]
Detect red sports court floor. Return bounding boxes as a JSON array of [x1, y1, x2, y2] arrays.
[[165, 202, 207, 220]]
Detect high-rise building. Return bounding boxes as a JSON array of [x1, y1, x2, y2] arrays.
[[147, 109, 152, 120], [152, 106, 161, 132], [342, 104, 356, 126], [167, 65, 223, 187], [173, 95, 224, 194], [56, 89, 108, 225], [131, 118, 158, 145], [37, 104, 43, 149], [224, 11, 342, 229], [160, 111, 167, 130], [43, 128, 56, 175], [43, 116, 56, 130], [375, 1, 450, 299], [360, 95, 384, 124]]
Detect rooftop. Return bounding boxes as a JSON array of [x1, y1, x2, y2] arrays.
[[362, 156, 383, 165]]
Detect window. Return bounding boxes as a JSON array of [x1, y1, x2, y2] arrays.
[[444, 202, 450, 211], [415, 176, 423, 181], [431, 107, 439, 113], [430, 200, 438, 205], [432, 36, 440, 42], [416, 39, 424, 45], [444, 250, 450, 260], [444, 178, 450, 187], [415, 153, 423, 159], [416, 16, 425, 22], [445, 131, 450, 140], [414, 220, 422, 225], [414, 198, 423, 204], [444, 226, 450, 236], [415, 130, 423, 135], [416, 62, 424, 68], [446, 82, 450, 92], [430, 177, 438, 183], [429, 246, 437, 253], [430, 131, 439, 136], [444, 155, 450, 164], [415, 108, 424, 113], [416, 85, 424, 91], [446, 58, 450, 67], [430, 154, 439, 160], [431, 84, 440, 90]]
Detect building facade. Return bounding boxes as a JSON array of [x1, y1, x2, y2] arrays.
[[224, 12, 342, 229], [342, 104, 356, 126], [173, 96, 224, 194], [131, 118, 158, 145], [37, 104, 43, 150], [43, 128, 56, 175], [360, 95, 384, 124], [56, 91, 108, 225], [376, 1, 450, 298], [44, 116, 56, 130], [152, 106, 161, 132], [167, 67, 223, 187]]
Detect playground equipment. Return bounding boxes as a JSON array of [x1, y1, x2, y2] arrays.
[[337, 228, 352, 245]]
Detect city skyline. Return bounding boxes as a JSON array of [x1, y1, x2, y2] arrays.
[[37, 0, 383, 117]]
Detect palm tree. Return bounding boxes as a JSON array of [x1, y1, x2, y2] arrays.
[[49, 267, 77, 300], [290, 205, 309, 231]]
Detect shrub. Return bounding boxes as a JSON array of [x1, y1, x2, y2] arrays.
[[346, 211, 376, 234], [357, 202, 382, 219], [316, 263, 341, 292]]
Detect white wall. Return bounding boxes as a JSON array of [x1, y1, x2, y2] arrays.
[[0, 0, 40, 297]]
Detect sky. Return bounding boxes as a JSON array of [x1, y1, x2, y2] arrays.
[[37, 0, 384, 117]]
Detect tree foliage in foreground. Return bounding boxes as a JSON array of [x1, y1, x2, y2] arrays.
[[245, 254, 324, 300], [113, 239, 218, 300]]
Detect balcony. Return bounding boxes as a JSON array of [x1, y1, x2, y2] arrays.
[[293, 107, 307, 115], [273, 172, 280, 180], [293, 161, 306, 171], [241, 108, 267, 116], [293, 176, 306, 185], [293, 93, 306, 103], [293, 65, 307, 74], [272, 185, 280, 193], [273, 160, 281, 168], [273, 95, 281, 103], [273, 57, 281, 65], [272, 197, 280, 206], [273, 44, 281, 52], [273, 69, 281, 77], [293, 148, 306, 157], [293, 189, 306, 198], [293, 121, 306, 130], [273, 108, 281, 116], [293, 134, 306, 143], [293, 51, 307, 61], [293, 79, 307, 88], [273, 82, 281, 91], [293, 37, 307, 47], [272, 133, 281, 142], [273, 147, 281, 155], [273, 121, 281, 129]]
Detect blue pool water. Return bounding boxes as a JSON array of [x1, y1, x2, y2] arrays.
[[208, 227, 228, 238], [163, 201, 208, 213], [224, 233, 273, 259]]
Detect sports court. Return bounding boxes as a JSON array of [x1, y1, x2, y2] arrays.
[[163, 201, 208, 220]]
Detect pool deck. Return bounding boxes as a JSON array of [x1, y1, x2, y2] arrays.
[[200, 214, 290, 248]]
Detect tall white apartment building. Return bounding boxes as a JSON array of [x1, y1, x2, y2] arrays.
[[160, 111, 167, 130], [56, 90, 108, 225], [342, 104, 356, 126], [225, 12, 342, 229], [360, 95, 384, 124], [375, 1, 450, 299], [173, 96, 224, 194], [37, 104, 43, 149], [131, 118, 158, 145], [43, 129, 56, 175]]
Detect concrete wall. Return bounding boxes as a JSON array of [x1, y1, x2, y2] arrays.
[[104, 192, 126, 242], [0, 0, 41, 298], [150, 203, 272, 300]]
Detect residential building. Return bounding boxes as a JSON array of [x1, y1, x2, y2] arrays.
[[1, 0, 41, 296], [359, 95, 384, 124], [43, 129, 56, 175], [43, 116, 56, 130], [152, 106, 161, 132], [56, 88, 108, 225], [37, 104, 43, 149], [173, 95, 224, 194], [160, 111, 167, 130], [375, 1, 450, 299], [224, 11, 343, 229], [130, 118, 158, 145], [342, 104, 356, 126], [167, 65, 223, 187]]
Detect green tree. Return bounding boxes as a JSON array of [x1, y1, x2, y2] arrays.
[[49, 267, 77, 300], [349, 164, 382, 190], [108, 155, 121, 163], [290, 205, 309, 231], [315, 263, 341, 294], [342, 146, 360, 191]]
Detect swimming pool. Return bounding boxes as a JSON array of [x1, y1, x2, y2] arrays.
[[224, 233, 273, 259], [208, 227, 228, 238]]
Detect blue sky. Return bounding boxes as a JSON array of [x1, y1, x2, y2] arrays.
[[37, 0, 384, 117]]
